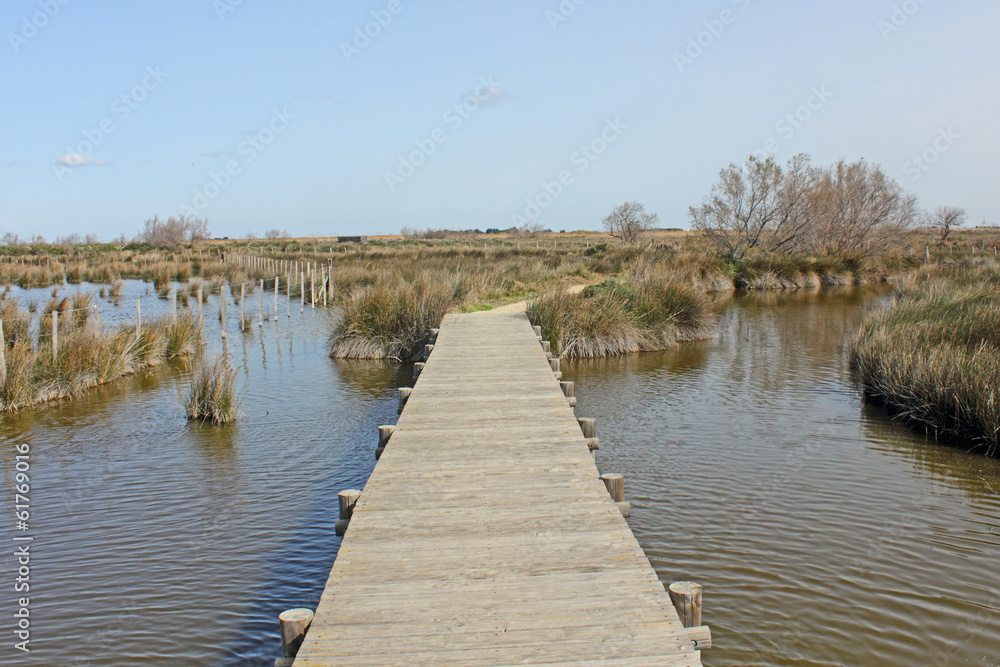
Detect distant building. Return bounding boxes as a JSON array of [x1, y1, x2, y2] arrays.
[[336, 236, 368, 244]]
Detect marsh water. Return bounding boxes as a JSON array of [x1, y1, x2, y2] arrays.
[[2, 283, 999, 665]]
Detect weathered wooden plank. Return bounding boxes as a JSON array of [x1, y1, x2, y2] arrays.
[[293, 311, 701, 666]]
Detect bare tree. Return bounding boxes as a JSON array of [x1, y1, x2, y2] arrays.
[[139, 215, 210, 246], [265, 228, 290, 240], [603, 202, 657, 244], [689, 156, 784, 258], [930, 206, 966, 242], [808, 160, 917, 256], [187, 215, 211, 241], [139, 216, 187, 246], [523, 222, 547, 238], [2, 232, 22, 246]]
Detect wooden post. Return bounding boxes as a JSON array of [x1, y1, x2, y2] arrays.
[[197, 286, 203, 330], [322, 266, 327, 307], [561, 381, 577, 407], [549, 358, 560, 373], [310, 267, 315, 309], [430, 328, 440, 343], [533, 325, 542, 338], [278, 608, 314, 659], [376, 425, 395, 460], [601, 473, 625, 502], [259, 279, 264, 327], [286, 273, 291, 318], [578, 418, 596, 439], [171, 290, 177, 322], [51, 310, 58, 360], [274, 276, 279, 320], [0, 320, 6, 391], [541, 340, 551, 355], [413, 362, 425, 380], [240, 283, 245, 330], [300, 270, 304, 312], [335, 489, 362, 536], [398, 387, 411, 414], [220, 290, 226, 341], [424, 344, 434, 361], [93, 304, 99, 327], [339, 489, 361, 520], [668, 582, 703, 629]]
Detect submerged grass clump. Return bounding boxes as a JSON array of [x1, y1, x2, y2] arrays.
[[851, 267, 1000, 455], [329, 276, 456, 361], [183, 356, 240, 424], [528, 266, 712, 358]]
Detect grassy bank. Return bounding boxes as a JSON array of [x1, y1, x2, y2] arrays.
[[528, 264, 712, 358], [1, 298, 202, 412], [851, 262, 1000, 455]]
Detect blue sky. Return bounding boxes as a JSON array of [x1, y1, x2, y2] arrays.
[[1, 0, 997, 240]]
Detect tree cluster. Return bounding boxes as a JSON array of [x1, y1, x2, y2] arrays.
[[138, 215, 211, 247], [602, 202, 659, 244], [690, 155, 919, 259]]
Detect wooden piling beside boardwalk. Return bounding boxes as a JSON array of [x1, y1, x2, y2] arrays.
[[293, 310, 703, 666]]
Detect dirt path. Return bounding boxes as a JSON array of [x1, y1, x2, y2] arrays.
[[490, 283, 590, 313]]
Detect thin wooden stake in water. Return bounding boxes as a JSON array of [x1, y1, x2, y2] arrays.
[[0, 320, 6, 391], [197, 286, 203, 331], [259, 279, 264, 327], [240, 283, 245, 331], [220, 290, 227, 341], [322, 265, 327, 307], [172, 290, 177, 323], [274, 276, 279, 320], [300, 270, 304, 313], [286, 273, 291, 318], [52, 310, 58, 361]]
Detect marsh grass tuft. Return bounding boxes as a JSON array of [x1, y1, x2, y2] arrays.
[[529, 266, 712, 358], [183, 356, 240, 424], [329, 276, 455, 361]]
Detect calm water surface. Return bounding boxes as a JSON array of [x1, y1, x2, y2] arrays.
[[1, 282, 407, 665], [2, 284, 999, 665], [566, 288, 1000, 667]]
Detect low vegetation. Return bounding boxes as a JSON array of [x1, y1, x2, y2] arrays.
[[329, 276, 457, 361], [528, 264, 712, 358], [183, 356, 240, 424], [851, 261, 1000, 455], [1, 298, 201, 412]]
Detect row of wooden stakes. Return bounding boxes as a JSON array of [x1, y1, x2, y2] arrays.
[[531, 324, 713, 653]]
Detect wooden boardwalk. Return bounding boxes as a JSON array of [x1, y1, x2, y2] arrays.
[[293, 311, 703, 666]]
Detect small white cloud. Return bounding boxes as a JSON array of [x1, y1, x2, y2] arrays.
[[55, 153, 109, 167]]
